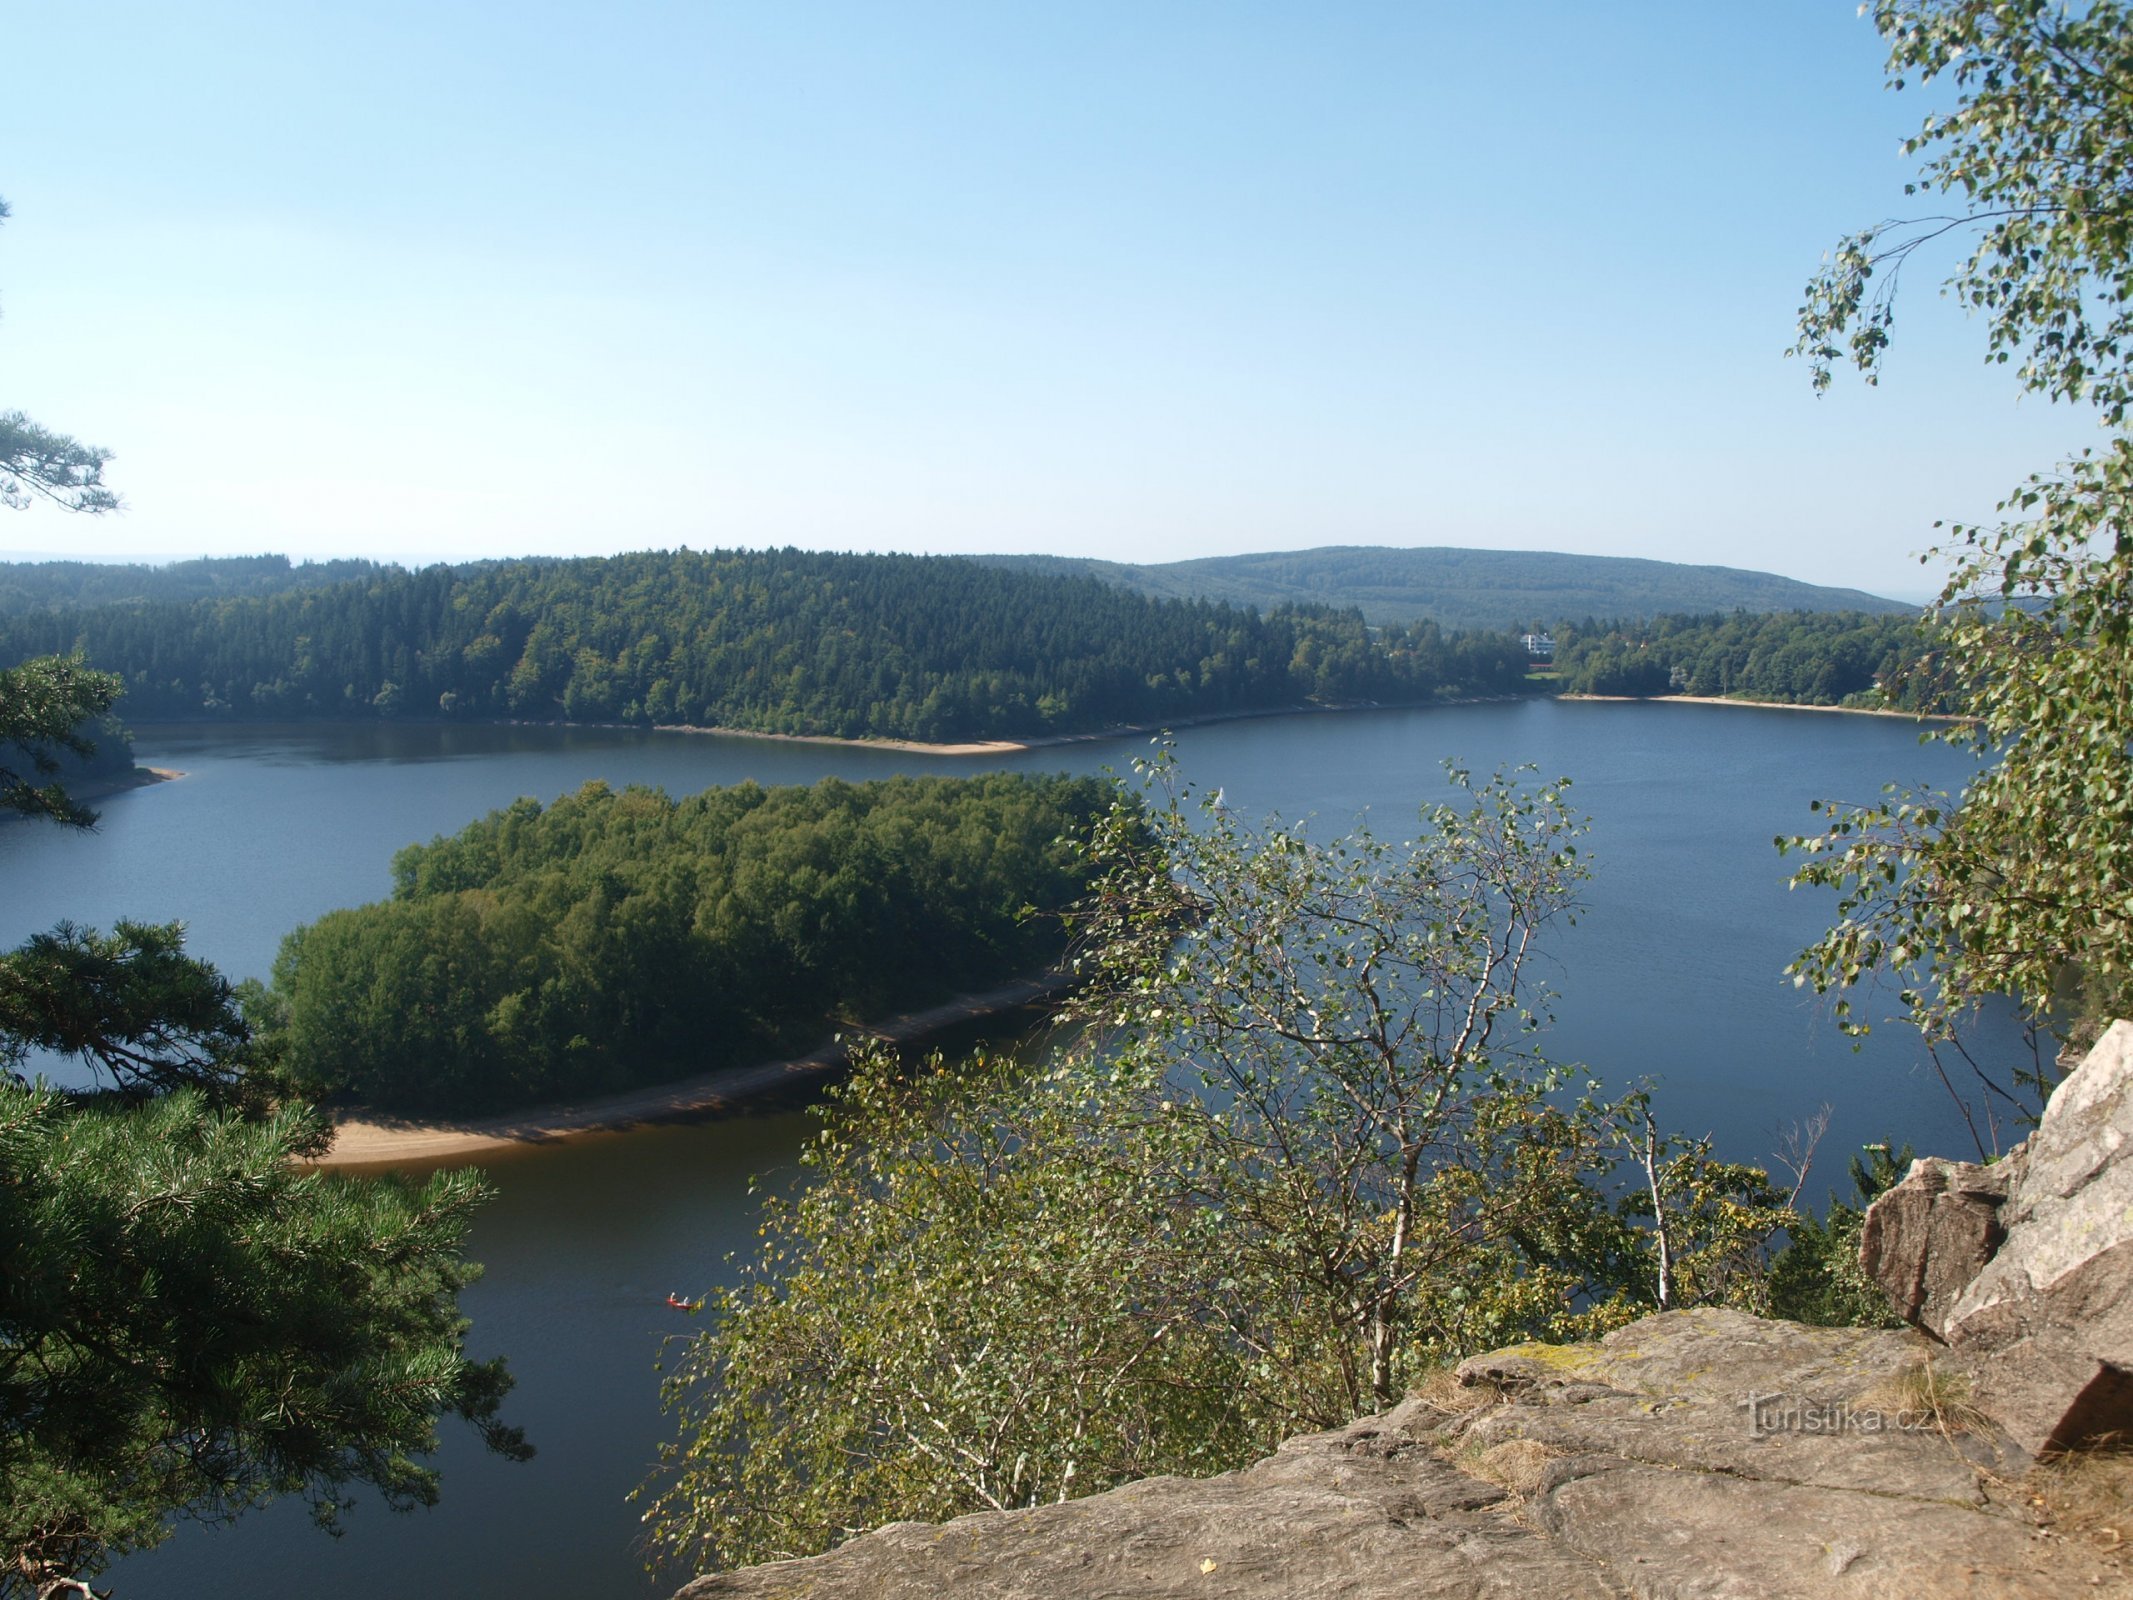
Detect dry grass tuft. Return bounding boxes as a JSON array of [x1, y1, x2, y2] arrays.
[[1469, 1438, 1561, 1497], [1854, 1360, 1995, 1437], [1410, 1365, 1497, 1418], [2029, 1437, 2133, 1552]]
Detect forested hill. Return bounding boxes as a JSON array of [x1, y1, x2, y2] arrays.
[[977, 547, 1911, 629], [0, 548, 1532, 742], [0, 554, 387, 616]]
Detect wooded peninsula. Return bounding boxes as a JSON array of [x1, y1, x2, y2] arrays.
[[254, 771, 1116, 1116]]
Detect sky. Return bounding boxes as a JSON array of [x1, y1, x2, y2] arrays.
[[0, 2, 2106, 599]]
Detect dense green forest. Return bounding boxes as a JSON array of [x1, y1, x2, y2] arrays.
[[979, 546, 1913, 629], [1549, 610, 1944, 709], [0, 554, 386, 616], [258, 772, 1117, 1115], [0, 549, 1531, 741]]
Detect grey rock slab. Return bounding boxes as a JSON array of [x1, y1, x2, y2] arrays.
[[1898, 1020, 2133, 1454], [1450, 1311, 1995, 1503], [677, 1312, 2131, 1600], [1525, 1455, 2086, 1600], [1949, 1021, 2133, 1341], [678, 1412, 1618, 1599]]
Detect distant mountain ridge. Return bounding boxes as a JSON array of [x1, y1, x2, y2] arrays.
[[975, 546, 1913, 630]]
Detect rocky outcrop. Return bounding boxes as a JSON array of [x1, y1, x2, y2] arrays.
[[1861, 1019, 2133, 1455], [679, 1309, 2118, 1599], [1857, 1157, 2012, 1329]]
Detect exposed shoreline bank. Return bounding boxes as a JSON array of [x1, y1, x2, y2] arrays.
[[307, 970, 1074, 1170], [649, 694, 1534, 756], [1559, 693, 1965, 723], [650, 721, 1027, 755], [126, 696, 1541, 761]]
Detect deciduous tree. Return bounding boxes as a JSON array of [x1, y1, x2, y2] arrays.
[[642, 757, 1793, 1573], [1785, 1, 2133, 1093]]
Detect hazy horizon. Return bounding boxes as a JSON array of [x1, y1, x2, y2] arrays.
[[2, 3, 2100, 595], [0, 539, 1935, 608]]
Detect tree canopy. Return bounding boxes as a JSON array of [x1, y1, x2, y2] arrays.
[[0, 1089, 526, 1599], [641, 760, 1801, 1572], [0, 823, 529, 1599], [0, 656, 128, 829], [0, 723, 529, 1597], [0, 547, 1532, 741], [0, 201, 117, 518], [262, 772, 1119, 1115], [1550, 609, 1938, 707], [1, 197, 523, 1599], [1794, 1, 2133, 423], [1785, 0, 2133, 1091]]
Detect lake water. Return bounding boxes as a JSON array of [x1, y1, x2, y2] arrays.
[[0, 701, 2014, 1598]]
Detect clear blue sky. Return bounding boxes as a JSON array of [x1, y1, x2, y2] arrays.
[[0, 2, 2101, 597]]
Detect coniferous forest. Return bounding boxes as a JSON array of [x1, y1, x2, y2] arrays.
[[0, 549, 1533, 742], [0, 554, 387, 616]]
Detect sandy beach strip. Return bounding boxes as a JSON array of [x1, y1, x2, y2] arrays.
[[307, 970, 1074, 1169], [650, 697, 1515, 758], [1559, 693, 1964, 723], [651, 722, 1030, 755]]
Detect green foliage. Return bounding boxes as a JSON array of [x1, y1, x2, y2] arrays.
[[1609, 1099, 1802, 1319], [264, 772, 1117, 1115], [640, 1046, 1274, 1568], [1785, 455, 2133, 1058], [0, 201, 118, 519], [0, 548, 1534, 741], [979, 548, 1911, 630], [0, 413, 118, 517], [1784, 3, 2133, 1078], [642, 760, 1798, 1573], [0, 655, 128, 829], [0, 1083, 527, 1598], [0, 920, 280, 1116], [1063, 757, 1633, 1409], [1769, 1145, 1913, 1330], [1794, 2, 2133, 424]]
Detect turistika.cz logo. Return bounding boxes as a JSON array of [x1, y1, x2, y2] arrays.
[[1739, 1393, 1940, 1439]]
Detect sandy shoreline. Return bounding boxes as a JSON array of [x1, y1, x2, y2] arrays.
[[651, 721, 1028, 755], [307, 970, 1073, 1170], [1560, 693, 1964, 723], [648, 695, 1528, 757]]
